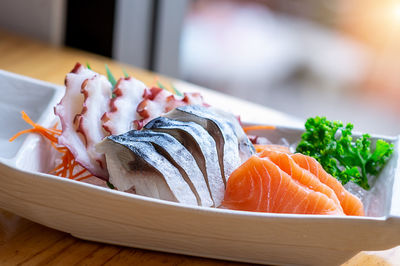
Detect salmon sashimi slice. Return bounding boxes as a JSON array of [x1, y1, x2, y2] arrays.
[[291, 153, 365, 216], [222, 156, 344, 215], [259, 149, 343, 212]]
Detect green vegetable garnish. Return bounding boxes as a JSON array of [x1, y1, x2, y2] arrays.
[[122, 68, 130, 78], [86, 62, 92, 70], [157, 80, 183, 96], [172, 85, 183, 97], [105, 64, 117, 87], [105, 64, 117, 98], [157, 80, 167, 91], [296, 116, 394, 190], [106, 181, 115, 189]]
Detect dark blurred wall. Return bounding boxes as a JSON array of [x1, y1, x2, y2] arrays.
[[65, 0, 116, 57]]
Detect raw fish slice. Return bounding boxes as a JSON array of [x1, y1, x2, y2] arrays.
[[181, 92, 205, 105], [102, 77, 147, 135], [136, 88, 181, 127], [291, 153, 365, 216], [97, 138, 198, 206], [144, 117, 224, 207], [121, 130, 213, 207], [166, 105, 241, 186], [222, 156, 344, 215], [76, 74, 112, 175], [54, 63, 110, 179], [259, 149, 343, 211], [136, 88, 207, 129], [209, 107, 255, 162]]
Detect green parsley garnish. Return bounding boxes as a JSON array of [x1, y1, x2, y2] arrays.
[[296, 116, 394, 190]]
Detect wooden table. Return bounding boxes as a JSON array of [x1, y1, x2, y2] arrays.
[[0, 29, 245, 266]]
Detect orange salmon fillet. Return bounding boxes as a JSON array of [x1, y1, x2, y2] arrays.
[[259, 149, 343, 212], [222, 156, 344, 215], [291, 153, 364, 216]]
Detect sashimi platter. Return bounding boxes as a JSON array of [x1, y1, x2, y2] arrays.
[[0, 63, 399, 266]]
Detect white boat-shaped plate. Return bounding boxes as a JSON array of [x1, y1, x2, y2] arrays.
[[0, 70, 399, 266]]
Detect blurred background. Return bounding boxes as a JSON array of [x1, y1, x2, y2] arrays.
[[1, 0, 400, 135]]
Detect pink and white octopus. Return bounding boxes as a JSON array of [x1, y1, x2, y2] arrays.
[[54, 63, 206, 180]]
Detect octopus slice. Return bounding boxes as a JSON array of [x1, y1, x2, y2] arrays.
[[135, 88, 207, 129], [54, 63, 111, 179], [102, 77, 147, 135]]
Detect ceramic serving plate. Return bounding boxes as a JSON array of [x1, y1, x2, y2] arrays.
[[0, 70, 399, 266]]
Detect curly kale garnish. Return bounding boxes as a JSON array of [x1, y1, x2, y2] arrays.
[[296, 116, 394, 190]]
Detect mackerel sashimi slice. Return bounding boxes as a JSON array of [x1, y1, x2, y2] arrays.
[[209, 107, 255, 162], [222, 156, 344, 215], [117, 130, 213, 207], [97, 137, 198, 206], [165, 105, 241, 186], [144, 117, 224, 207]]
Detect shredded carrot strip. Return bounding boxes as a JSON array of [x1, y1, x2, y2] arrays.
[[68, 158, 76, 178], [51, 162, 65, 172], [21, 111, 62, 135], [11, 111, 95, 181], [9, 111, 61, 142], [76, 174, 93, 181], [71, 168, 88, 179], [50, 141, 67, 153], [242, 125, 276, 133], [254, 144, 291, 154], [9, 129, 37, 142], [51, 122, 59, 130], [9, 128, 59, 143], [49, 141, 94, 181]]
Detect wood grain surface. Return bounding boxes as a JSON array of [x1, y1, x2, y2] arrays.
[[0, 29, 245, 266]]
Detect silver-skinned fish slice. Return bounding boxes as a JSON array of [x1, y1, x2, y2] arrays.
[[144, 117, 224, 207], [96, 137, 198, 206], [208, 107, 255, 162], [165, 105, 241, 185], [120, 130, 213, 207]]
